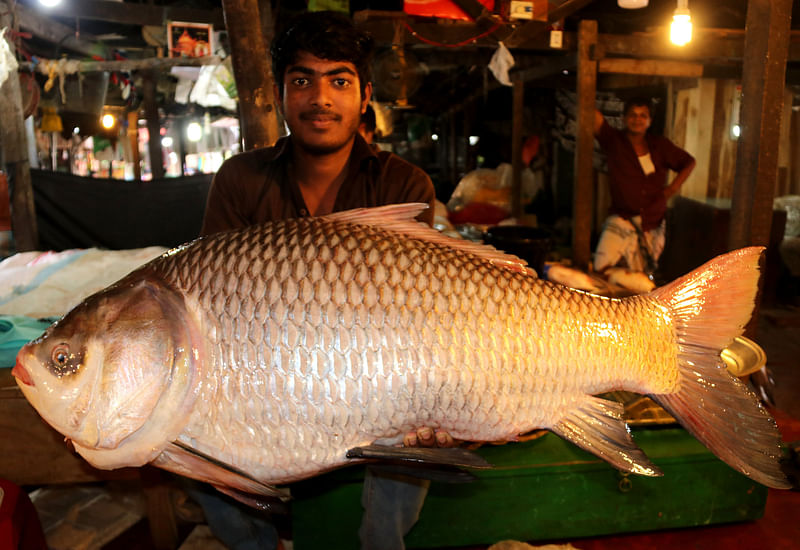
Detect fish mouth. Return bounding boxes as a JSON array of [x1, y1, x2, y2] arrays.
[[12, 360, 34, 386]]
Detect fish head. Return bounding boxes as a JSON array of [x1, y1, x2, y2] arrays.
[[13, 276, 204, 469]]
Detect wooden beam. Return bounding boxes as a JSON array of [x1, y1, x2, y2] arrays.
[[221, 0, 278, 150], [730, 0, 793, 250], [16, 3, 101, 57], [598, 58, 703, 77], [547, 0, 597, 23], [37, 0, 224, 27], [573, 20, 597, 270], [510, 54, 576, 82], [127, 111, 141, 181], [355, 10, 515, 47], [142, 70, 164, 179]]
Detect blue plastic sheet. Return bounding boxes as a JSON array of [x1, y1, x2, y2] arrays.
[[0, 316, 53, 368]]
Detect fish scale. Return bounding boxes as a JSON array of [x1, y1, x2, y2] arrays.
[[12, 205, 790, 491]]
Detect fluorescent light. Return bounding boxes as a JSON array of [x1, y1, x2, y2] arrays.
[[38, 0, 62, 7]]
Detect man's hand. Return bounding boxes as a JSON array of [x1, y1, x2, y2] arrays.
[[403, 427, 457, 448]]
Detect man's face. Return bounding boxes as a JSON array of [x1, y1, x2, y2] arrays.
[[276, 51, 372, 155], [624, 105, 651, 136]]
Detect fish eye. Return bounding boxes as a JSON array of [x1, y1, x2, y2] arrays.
[[51, 344, 71, 366]]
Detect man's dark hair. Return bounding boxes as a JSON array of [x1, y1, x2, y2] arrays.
[[361, 103, 376, 133], [623, 97, 653, 117], [271, 11, 374, 99]]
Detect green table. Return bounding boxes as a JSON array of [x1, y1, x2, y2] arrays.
[[291, 427, 767, 549]]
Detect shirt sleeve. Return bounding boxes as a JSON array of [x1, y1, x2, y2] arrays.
[[377, 152, 436, 227], [595, 119, 617, 152], [659, 137, 695, 172], [398, 168, 436, 227], [199, 158, 251, 236]]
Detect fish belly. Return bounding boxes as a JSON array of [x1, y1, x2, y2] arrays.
[[154, 219, 680, 484]]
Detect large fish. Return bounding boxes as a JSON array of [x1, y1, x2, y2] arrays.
[[12, 204, 790, 499]]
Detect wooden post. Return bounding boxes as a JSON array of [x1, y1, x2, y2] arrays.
[[221, 0, 279, 151], [573, 20, 598, 270], [0, 8, 38, 251], [142, 70, 165, 179], [127, 111, 141, 181], [729, 0, 792, 250], [449, 114, 458, 189], [511, 79, 524, 220]]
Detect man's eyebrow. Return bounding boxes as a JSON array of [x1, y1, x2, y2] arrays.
[[286, 65, 357, 77]]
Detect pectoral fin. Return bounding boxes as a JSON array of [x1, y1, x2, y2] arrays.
[[551, 395, 662, 476], [346, 445, 492, 483], [347, 445, 492, 469], [155, 441, 290, 502]]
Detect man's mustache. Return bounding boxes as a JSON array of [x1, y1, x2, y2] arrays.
[[300, 109, 342, 121]]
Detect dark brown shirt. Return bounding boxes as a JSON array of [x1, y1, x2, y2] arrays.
[[596, 119, 694, 231], [200, 134, 435, 235]]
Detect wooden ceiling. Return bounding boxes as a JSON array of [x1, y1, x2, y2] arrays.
[[7, 0, 800, 117]]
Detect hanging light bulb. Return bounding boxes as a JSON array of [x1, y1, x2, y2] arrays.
[[670, 0, 693, 46], [618, 0, 648, 8], [101, 114, 115, 129]]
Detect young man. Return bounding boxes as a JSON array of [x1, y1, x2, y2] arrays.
[[593, 98, 695, 274], [201, 13, 433, 234], [200, 11, 442, 550]]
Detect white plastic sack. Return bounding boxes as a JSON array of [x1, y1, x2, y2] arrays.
[[0, 28, 19, 89], [189, 64, 237, 111]]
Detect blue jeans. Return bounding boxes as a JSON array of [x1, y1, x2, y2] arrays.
[[359, 467, 431, 550], [184, 480, 280, 550]]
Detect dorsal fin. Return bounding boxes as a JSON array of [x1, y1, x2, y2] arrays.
[[323, 203, 536, 276]]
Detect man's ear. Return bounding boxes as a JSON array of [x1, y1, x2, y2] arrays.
[[361, 82, 373, 114]]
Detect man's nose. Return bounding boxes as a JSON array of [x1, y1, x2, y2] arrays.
[[310, 81, 332, 107]]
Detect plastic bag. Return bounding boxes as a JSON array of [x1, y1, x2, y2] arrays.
[[0, 28, 19, 89]]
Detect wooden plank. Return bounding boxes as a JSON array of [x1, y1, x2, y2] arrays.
[[127, 111, 141, 181], [730, 0, 793, 250], [573, 20, 597, 270], [221, 0, 278, 150], [598, 58, 703, 78], [680, 80, 715, 200], [511, 80, 524, 219], [706, 80, 729, 198]]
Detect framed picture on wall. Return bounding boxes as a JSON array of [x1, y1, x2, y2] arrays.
[[167, 21, 213, 58]]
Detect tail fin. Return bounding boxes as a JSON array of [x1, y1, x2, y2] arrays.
[[649, 247, 790, 489]]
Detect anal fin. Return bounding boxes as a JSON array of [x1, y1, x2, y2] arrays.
[[551, 395, 662, 477]]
